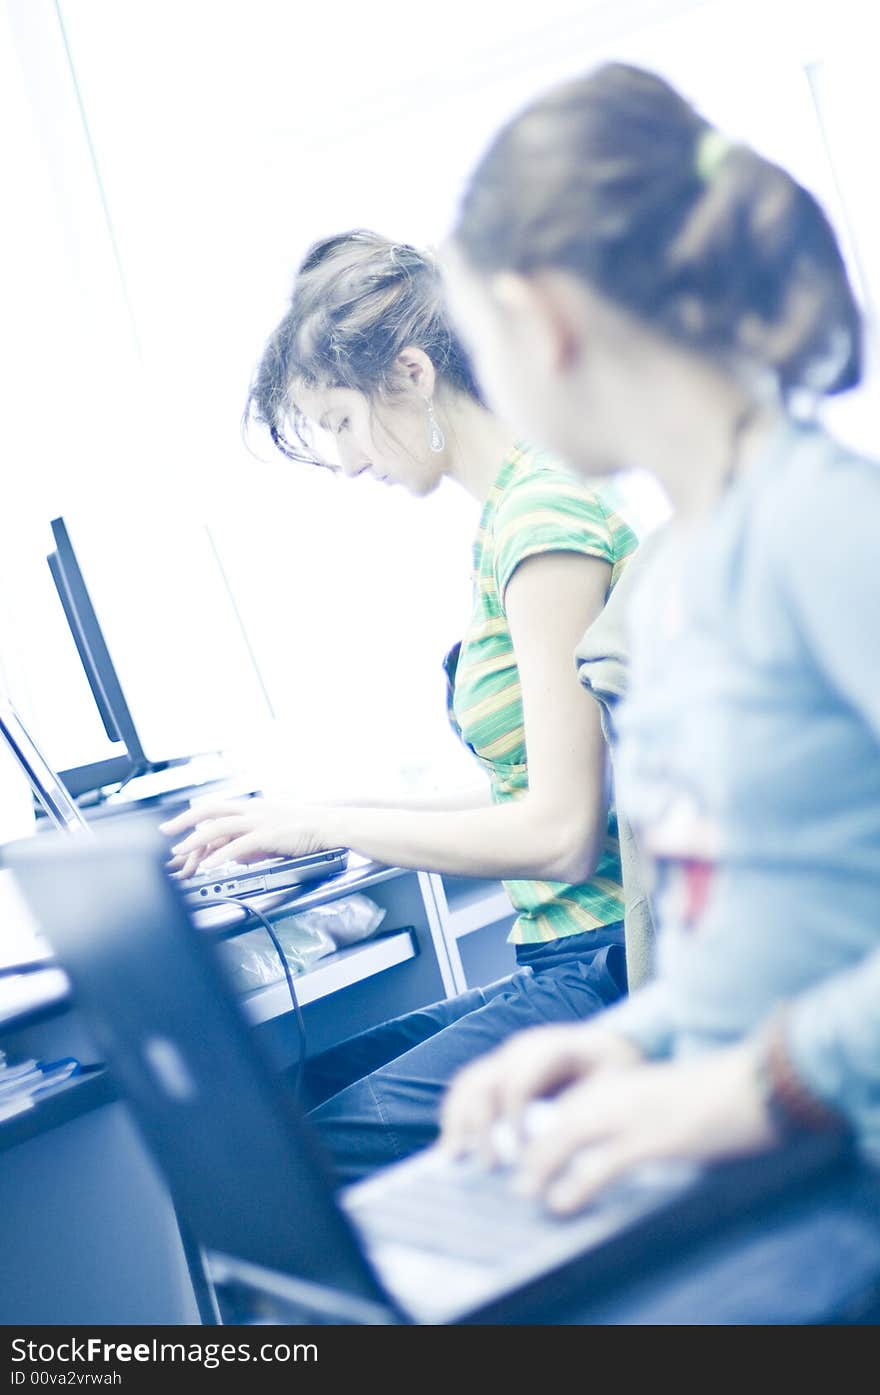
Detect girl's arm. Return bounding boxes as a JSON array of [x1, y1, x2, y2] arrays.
[[323, 783, 492, 813], [163, 551, 612, 883]]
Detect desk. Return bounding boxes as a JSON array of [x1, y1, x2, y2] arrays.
[[0, 857, 517, 1323]]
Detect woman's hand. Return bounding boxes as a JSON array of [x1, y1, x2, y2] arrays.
[[511, 1040, 779, 1214], [159, 798, 334, 877], [439, 1022, 644, 1164]]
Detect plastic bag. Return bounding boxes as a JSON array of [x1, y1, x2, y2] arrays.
[[217, 894, 387, 994], [291, 894, 386, 948]]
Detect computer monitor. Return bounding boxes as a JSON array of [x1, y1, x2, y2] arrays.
[[49, 519, 146, 795], [48, 512, 273, 791]]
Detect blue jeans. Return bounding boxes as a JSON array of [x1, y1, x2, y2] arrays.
[[303, 924, 626, 1186], [553, 1157, 880, 1325]]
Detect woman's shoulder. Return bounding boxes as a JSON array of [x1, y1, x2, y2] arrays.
[[501, 441, 603, 501], [496, 444, 638, 554]]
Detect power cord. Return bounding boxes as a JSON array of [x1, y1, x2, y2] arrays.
[[207, 895, 308, 1098]]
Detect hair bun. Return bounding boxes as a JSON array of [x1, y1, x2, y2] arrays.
[[454, 62, 862, 400], [245, 229, 484, 464]]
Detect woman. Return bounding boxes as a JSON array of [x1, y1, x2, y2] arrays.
[[162, 230, 637, 1182], [435, 64, 880, 1322]]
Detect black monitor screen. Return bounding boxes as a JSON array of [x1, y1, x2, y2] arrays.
[[50, 518, 146, 771]]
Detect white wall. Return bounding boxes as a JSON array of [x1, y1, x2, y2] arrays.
[[2, 0, 878, 809]]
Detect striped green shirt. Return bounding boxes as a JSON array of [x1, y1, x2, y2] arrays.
[[451, 443, 639, 944]]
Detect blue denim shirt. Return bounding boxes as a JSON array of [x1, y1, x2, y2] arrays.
[[602, 419, 880, 1160]]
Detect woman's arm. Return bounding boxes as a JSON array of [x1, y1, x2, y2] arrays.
[[163, 551, 612, 882], [326, 782, 492, 813]]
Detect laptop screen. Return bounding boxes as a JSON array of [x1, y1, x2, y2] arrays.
[[0, 701, 91, 834]]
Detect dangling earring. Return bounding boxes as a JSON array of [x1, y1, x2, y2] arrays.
[[426, 398, 445, 453]]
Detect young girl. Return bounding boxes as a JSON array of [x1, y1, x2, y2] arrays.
[[162, 230, 637, 1181], [439, 62, 880, 1323]]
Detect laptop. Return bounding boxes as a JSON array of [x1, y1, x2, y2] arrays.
[[0, 698, 348, 905], [4, 822, 848, 1325]]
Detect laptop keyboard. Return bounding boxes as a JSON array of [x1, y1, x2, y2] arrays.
[[348, 1157, 640, 1269], [346, 1149, 701, 1271], [349, 1161, 551, 1266]]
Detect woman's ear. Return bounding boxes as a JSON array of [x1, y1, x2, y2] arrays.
[[391, 346, 437, 400]]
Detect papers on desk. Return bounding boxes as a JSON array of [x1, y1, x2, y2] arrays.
[[0, 860, 69, 1023], [0, 967, 70, 1028], [0, 1050, 80, 1121]]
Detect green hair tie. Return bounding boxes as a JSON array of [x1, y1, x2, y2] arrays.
[[695, 128, 735, 183]]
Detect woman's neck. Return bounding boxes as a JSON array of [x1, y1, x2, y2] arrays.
[[438, 394, 522, 504]]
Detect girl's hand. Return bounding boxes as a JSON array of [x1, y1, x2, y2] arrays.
[[512, 1041, 778, 1214], [159, 798, 333, 877], [439, 1023, 644, 1165]]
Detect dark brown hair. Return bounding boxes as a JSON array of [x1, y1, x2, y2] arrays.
[[246, 230, 483, 463], [453, 63, 862, 398]]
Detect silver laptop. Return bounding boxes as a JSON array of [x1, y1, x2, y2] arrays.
[[4, 821, 846, 1326], [0, 698, 347, 905]]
